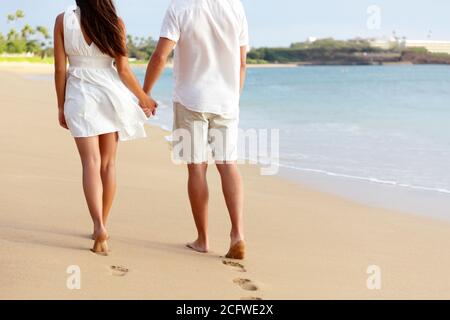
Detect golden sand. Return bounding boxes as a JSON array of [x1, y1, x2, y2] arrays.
[[1, 66, 450, 299]]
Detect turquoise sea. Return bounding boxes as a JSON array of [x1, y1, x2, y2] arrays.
[[135, 65, 450, 218]]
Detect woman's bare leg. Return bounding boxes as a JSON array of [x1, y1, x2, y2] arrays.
[[99, 132, 119, 226], [75, 136, 108, 252]]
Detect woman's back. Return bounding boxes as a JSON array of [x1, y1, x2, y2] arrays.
[[62, 5, 147, 141], [64, 6, 113, 67]]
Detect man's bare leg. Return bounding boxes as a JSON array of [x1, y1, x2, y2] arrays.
[[216, 163, 245, 258], [186, 163, 210, 253]]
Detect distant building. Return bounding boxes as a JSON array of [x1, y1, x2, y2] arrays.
[[306, 36, 317, 44], [370, 38, 450, 54], [404, 40, 450, 54]]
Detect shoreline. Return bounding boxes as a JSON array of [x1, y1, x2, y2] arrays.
[[3, 66, 450, 299], [279, 166, 450, 222], [3, 63, 449, 218], [3, 63, 449, 219], [6, 61, 449, 71], [0, 61, 300, 70]]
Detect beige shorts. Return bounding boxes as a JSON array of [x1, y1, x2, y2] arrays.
[[172, 102, 239, 164]]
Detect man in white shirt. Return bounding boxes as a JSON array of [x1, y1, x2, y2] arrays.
[[143, 0, 249, 259]]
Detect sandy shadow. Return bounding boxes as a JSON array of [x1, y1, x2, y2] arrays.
[[0, 223, 229, 257], [116, 236, 224, 260], [0, 223, 88, 251]]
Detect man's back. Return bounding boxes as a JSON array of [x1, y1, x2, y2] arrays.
[[161, 0, 249, 116]]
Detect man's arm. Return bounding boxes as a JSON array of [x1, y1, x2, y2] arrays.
[[115, 19, 156, 117], [240, 46, 247, 94], [143, 38, 177, 95]]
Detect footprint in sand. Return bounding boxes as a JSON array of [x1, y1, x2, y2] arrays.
[[233, 278, 258, 291], [110, 265, 129, 277], [241, 296, 263, 300], [223, 260, 247, 272]]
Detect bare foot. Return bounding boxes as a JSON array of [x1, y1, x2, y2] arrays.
[[91, 228, 109, 256], [225, 240, 245, 260], [186, 239, 209, 253], [91, 233, 110, 240]]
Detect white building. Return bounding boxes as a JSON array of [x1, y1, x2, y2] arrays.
[[370, 38, 450, 54], [404, 40, 450, 55]]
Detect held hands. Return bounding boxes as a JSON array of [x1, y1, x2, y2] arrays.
[[58, 109, 69, 129], [139, 95, 158, 118]]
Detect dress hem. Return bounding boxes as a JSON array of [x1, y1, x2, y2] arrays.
[[69, 128, 147, 141]]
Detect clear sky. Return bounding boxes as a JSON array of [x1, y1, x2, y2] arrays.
[[1, 0, 450, 47]]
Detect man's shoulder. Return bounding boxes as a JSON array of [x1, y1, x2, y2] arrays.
[[228, 0, 245, 5], [231, 0, 246, 12], [169, 0, 245, 16], [223, 0, 246, 17], [225, 0, 245, 7], [168, 0, 197, 12]]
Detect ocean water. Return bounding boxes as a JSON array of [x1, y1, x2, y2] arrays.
[[135, 65, 450, 217]]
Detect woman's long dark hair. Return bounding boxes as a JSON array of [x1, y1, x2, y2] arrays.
[[75, 0, 127, 57]]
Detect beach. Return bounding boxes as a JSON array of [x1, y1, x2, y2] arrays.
[[2, 65, 450, 300]]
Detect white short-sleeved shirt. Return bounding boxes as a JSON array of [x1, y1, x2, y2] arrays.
[[160, 0, 249, 117]]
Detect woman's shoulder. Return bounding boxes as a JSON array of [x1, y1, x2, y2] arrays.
[[55, 12, 65, 24], [54, 12, 65, 31], [55, 5, 77, 31], [56, 5, 77, 23]]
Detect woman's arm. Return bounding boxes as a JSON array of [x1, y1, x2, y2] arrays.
[[54, 13, 68, 129], [115, 20, 157, 117]]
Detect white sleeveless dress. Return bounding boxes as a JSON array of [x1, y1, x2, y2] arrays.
[[63, 6, 147, 141]]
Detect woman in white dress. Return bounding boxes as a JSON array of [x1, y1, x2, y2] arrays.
[[53, 0, 157, 255]]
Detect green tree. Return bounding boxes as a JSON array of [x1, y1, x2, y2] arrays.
[[4, 10, 51, 56], [21, 24, 35, 38], [6, 29, 26, 53], [36, 26, 50, 39], [7, 14, 16, 23], [6, 10, 25, 23], [15, 10, 25, 19], [126, 35, 157, 61], [5, 10, 27, 53], [0, 32, 6, 53], [36, 26, 51, 57]]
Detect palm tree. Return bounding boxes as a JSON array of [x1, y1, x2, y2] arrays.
[[6, 29, 26, 53], [4, 10, 51, 55], [7, 29, 19, 41], [7, 14, 16, 23], [5, 10, 27, 53], [6, 10, 25, 23], [21, 24, 35, 38], [15, 10, 25, 19], [36, 26, 50, 39], [0, 32, 6, 53], [36, 26, 51, 57]]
